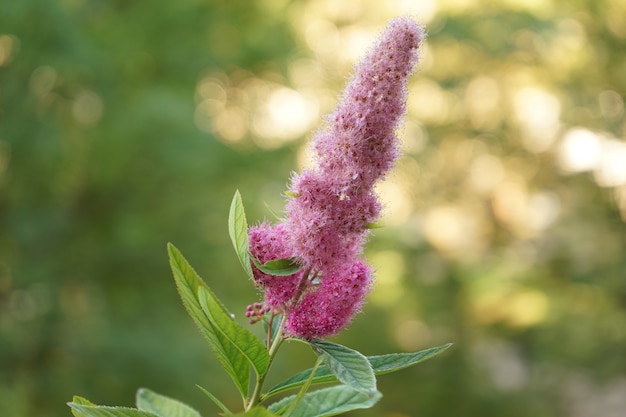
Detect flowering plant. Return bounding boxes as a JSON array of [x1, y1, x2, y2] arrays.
[[68, 17, 450, 417]]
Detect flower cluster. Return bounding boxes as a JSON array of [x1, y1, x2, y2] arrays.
[[249, 17, 425, 340]]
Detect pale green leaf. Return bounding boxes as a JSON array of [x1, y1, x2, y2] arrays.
[[72, 396, 97, 406], [233, 406, 281, 417], [250, 256, 302, 276], [67, 403, 159, 417], [168, 242, 249, 398], [71, 408, 88, 417], [264, 367, 335, 399], [265, 343, 452, 399], [196, 385, 232, 415], [367, 343, 453, 375], [311, 339, 376, 394], [263, 201, 283, 221], [197, 285, 270, 376], [267, 386, 381, 417], [136, 388, 201, 417], [229, 190, 254, 280], [69, 396, 96, 417]]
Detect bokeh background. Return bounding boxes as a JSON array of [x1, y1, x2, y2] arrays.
[[2, 0, 625, 416]]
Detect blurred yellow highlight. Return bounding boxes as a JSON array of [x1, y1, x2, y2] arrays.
[[512, 86, 561, 152], [464, 76, 502, 130], [558, 128, 626, 187], [375, 179, 413, 226], [370, 250, 405, 308], [474, 289, 549, 327], [194, 72, 319, 148], [393, 318, 431, 351], [72, 90, 104, 127], [409, 79, 457, 125], [252, 86, 318, 143], [0, 34, 18, 67], [0, 140, 10, 177], [423, 205, 489, 258], [501, 0, 554, 16]]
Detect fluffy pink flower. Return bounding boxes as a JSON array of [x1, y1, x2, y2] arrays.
[[249, 17, 425, 339], [286, 170, 380, 272], [285, 260, 373, 339], [314, 17, 424, 189], [285, 17, 424, 275]]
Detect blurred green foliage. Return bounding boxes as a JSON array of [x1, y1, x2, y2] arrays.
[[1, 1, 625, 417]]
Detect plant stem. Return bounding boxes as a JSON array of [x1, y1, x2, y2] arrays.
[[282, 356, 323, 417], [246, 268, 313, 411], [246, 314, 286, 411], [265, 311, 280, 349]]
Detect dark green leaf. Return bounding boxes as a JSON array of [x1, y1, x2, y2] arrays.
[[251, 256, 302, 276], [229, 190, 254, 280], [311, 339, 376, 395], [267, 386, 381, 417], [168, 242, 250, 398], [136, 388, 201, 417]]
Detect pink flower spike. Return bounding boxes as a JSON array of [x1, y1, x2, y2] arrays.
[[285, 17, 424, 276], [314, 17, 425, 188], [247, 17, 425, 339]]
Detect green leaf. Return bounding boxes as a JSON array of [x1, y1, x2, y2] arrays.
[[263, 201, 283, 221], [196, 385, 232, 415], [136, 388, 201, 417], [310, 339, 376, 395], [267, 386, 381, 417], [265, 343, 452, 398], [250, 256, 302, 276], [67, 403, 159, 417], [69, 396, 96, 417], [72, 396, 97, 406], [168, 242, 250, 398], [233, 407, 281, 417], [229, 190, 254, 280], [197, 285, 270, 376], [264, 367, 335, 399], [367, 343, 453, 375]]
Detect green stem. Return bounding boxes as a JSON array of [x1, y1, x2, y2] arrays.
[[265, 311, 280, 350], [246, 314, 286, 411], [282, 356, 323, 417], [245, 268, 313, 411]]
